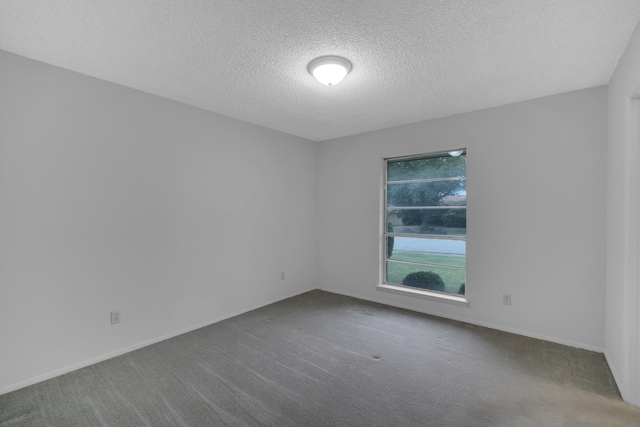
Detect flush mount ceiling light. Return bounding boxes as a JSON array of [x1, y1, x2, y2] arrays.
[[448, 150, 465, 157], [308, 56, 352, 86]]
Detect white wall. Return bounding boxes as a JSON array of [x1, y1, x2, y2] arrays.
[[0, 51, 317, 394], [317, 87, 607, 351], [606, 20, 640, 406]]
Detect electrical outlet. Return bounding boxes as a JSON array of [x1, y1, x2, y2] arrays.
[[111, 310, 121, 325], [503, 294, 511, 305]]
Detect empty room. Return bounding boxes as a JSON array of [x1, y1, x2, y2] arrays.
[[3, 1, 640, 426]]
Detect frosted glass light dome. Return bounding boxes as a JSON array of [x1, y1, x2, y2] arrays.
[[308, 56, 352, 86]]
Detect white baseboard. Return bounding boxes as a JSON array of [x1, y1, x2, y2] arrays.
[[605, 349, 640, 407], [319, 286, 605, 353], [604, 350, 624, 397], [0, 286, 315, 396]]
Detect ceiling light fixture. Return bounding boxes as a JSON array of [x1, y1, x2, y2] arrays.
[[308, 56, 352, 86], [448, 150, 465, 157]]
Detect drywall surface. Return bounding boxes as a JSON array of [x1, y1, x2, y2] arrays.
[[606, 20, 640, 406], [317, 87, 607, 352], [0, 51, 317, 393]]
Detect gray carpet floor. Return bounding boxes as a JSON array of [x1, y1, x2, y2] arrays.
[[2, 290, 640, 426]]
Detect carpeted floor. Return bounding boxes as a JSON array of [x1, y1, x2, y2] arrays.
[[2, 290, 640, 426]]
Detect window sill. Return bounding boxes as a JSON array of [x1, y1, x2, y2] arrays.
[[377, 283, 470, 306]]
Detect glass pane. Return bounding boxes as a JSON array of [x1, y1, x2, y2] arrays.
[[386, 209, 466, 236], [386, 237, 465, 268], [387, 236, 465, 257], [387, 180, 466, 207], [386, 261, 466, 295], [387, 153, 466, 182]]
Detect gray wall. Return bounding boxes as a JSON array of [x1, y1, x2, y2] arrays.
[[317, 87, 607, 351], [0, 51, 318, 393], [606, 20, 640, 406]]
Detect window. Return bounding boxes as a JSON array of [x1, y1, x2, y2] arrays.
[[382, 150, 466, 300]]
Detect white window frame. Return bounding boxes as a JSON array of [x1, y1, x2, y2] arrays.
[[378, 149, 469, 305]]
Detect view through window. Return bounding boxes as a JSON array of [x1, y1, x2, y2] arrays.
[[384, 150, 466, 296]]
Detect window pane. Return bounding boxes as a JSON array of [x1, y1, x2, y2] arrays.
[[386, 180, 466, 207], [388, 236, 465, 256], [387, 237, 465, 268], [386, 261, 466, 295], [386, 209, 466, 235], [387, 154, 466, 182]]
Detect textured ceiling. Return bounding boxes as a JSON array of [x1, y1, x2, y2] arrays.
[[1, 1, 639, 141]]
